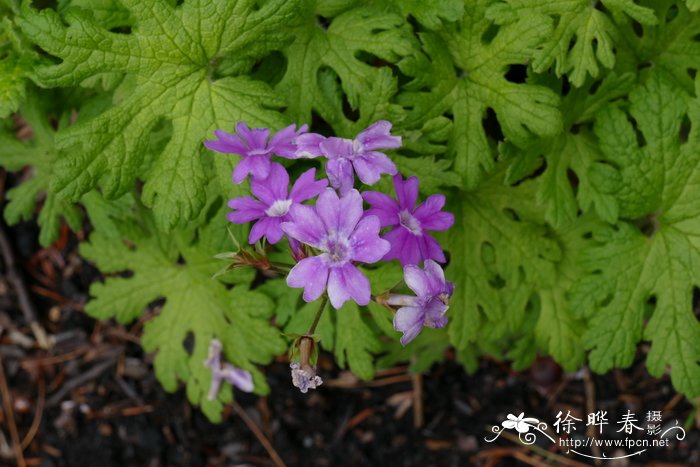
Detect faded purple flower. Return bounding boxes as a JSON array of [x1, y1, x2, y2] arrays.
[[281, 188, 390, 309], [363, 174, 454, 266], [388, 260, 454, 345], [296, 121, 401, 194], [227, 163, 327, 244], [204, 122, 308, 183], [290, 362, 323, 393], [204, 338, 254, 400]]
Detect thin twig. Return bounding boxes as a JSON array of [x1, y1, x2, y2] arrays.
[[46, 357, 116, 407], [583, 368, 602, 463], [498, 430, 589, 467], [232, 401, 286, 467], [0, 225, 49, 349], [411, 356, 424, 429], [21, 376, 45, 450], [0, 354, 27, 467]]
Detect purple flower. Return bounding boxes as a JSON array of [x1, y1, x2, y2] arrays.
[[388, 260, 454, 345], [204, 122, 308, 183], [363, 174, 454, 266], [281, 188, 390, 309], [204, 338, 254, 400], [227, 163, 327, 244], [296, 121, 401, 194], [290, 362, 323, 393]]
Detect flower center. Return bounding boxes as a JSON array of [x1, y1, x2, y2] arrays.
[[322, 233, 351, 265], [350, 139, 364, 159], [265, 199, 292, 217], [248, 148, 271, 157], [399, 209, 422, 235]]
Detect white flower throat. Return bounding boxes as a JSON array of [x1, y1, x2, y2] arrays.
[[265, 199, 293, 217], [399, 209, 422, 235]]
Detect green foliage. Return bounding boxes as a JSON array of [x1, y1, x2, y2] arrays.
[[3, 0, 700, 422], [571, 73, 700, 396], [17, 0, 295, 230], [487, 0, 657, 87], [397, 1, 562, 188], [0, 91, 81, 246], [80, 191, 280, 421]]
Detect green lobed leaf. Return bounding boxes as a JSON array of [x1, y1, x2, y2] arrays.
[[572, 72, 700, 396], [398, 1, 562, 188], [487, 0, 657, 87], [80, 191, 283, 422], [0, 91, 81, 246], [18, 0, 297, 230], [334, 301, 381, 380], [446, 170, 561, 353], [615, 0, 700, 94], [276, 0, 415, 137]]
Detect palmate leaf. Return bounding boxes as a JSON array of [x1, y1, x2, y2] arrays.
[[18, 0, 296, 230], [398, 0, 562, 188], [1, 2, 36, 119], [0, 91, 81, 246], [80, 191, 280, 421], [276, 0, 415, 137], [504, 72, 635, 227], [615, 0, 700, 95], [487, 0, 657, 87], [446, 170, 562, 357], [572, 72, 700, 396]]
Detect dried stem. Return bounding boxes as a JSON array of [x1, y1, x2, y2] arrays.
[[0, 354, 26, 467], [0, 225, 49, 349], [21, 376, 45, 450], [232, 401, 286, 467]]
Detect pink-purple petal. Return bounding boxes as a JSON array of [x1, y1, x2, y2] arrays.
[[418, 211, 454, 231], [249, 217, 284, 244], [413, 194, 447, 218], [326, 158, 355, 194], [251, 163, 289, 204], [393, 306, 424, 346], [295, 133, 326, 158], [353, 152, 397, 185], [232, 156, 255, 184], [393, 174, 419, 211], [327, 264, 371, 308], [249, 156, 272, 180], [236, 122, 270, 150], [404, 264, 430, 297], [289, 168, 328, 202], [362, 191, 400, 227], [349, 216, 390, 263], [220, 365, 254, 392], [382, 228, 419, 265], [422, 234, 447, 263], [281, 205, 326, 248], [338, 189, 364, 235], [319, 137, 354, 160], [356, 120, 402, 151], [423, 259, 447, 293], [287, 256, 329, 303], [315, 188, 341, 233]]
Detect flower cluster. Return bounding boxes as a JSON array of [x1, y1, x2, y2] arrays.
[[205, 120, 455, 392]]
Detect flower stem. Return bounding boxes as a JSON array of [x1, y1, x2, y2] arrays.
[[307, 295, 328, 336]]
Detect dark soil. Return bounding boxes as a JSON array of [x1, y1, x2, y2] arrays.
[[0, 214, 698, 467]]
